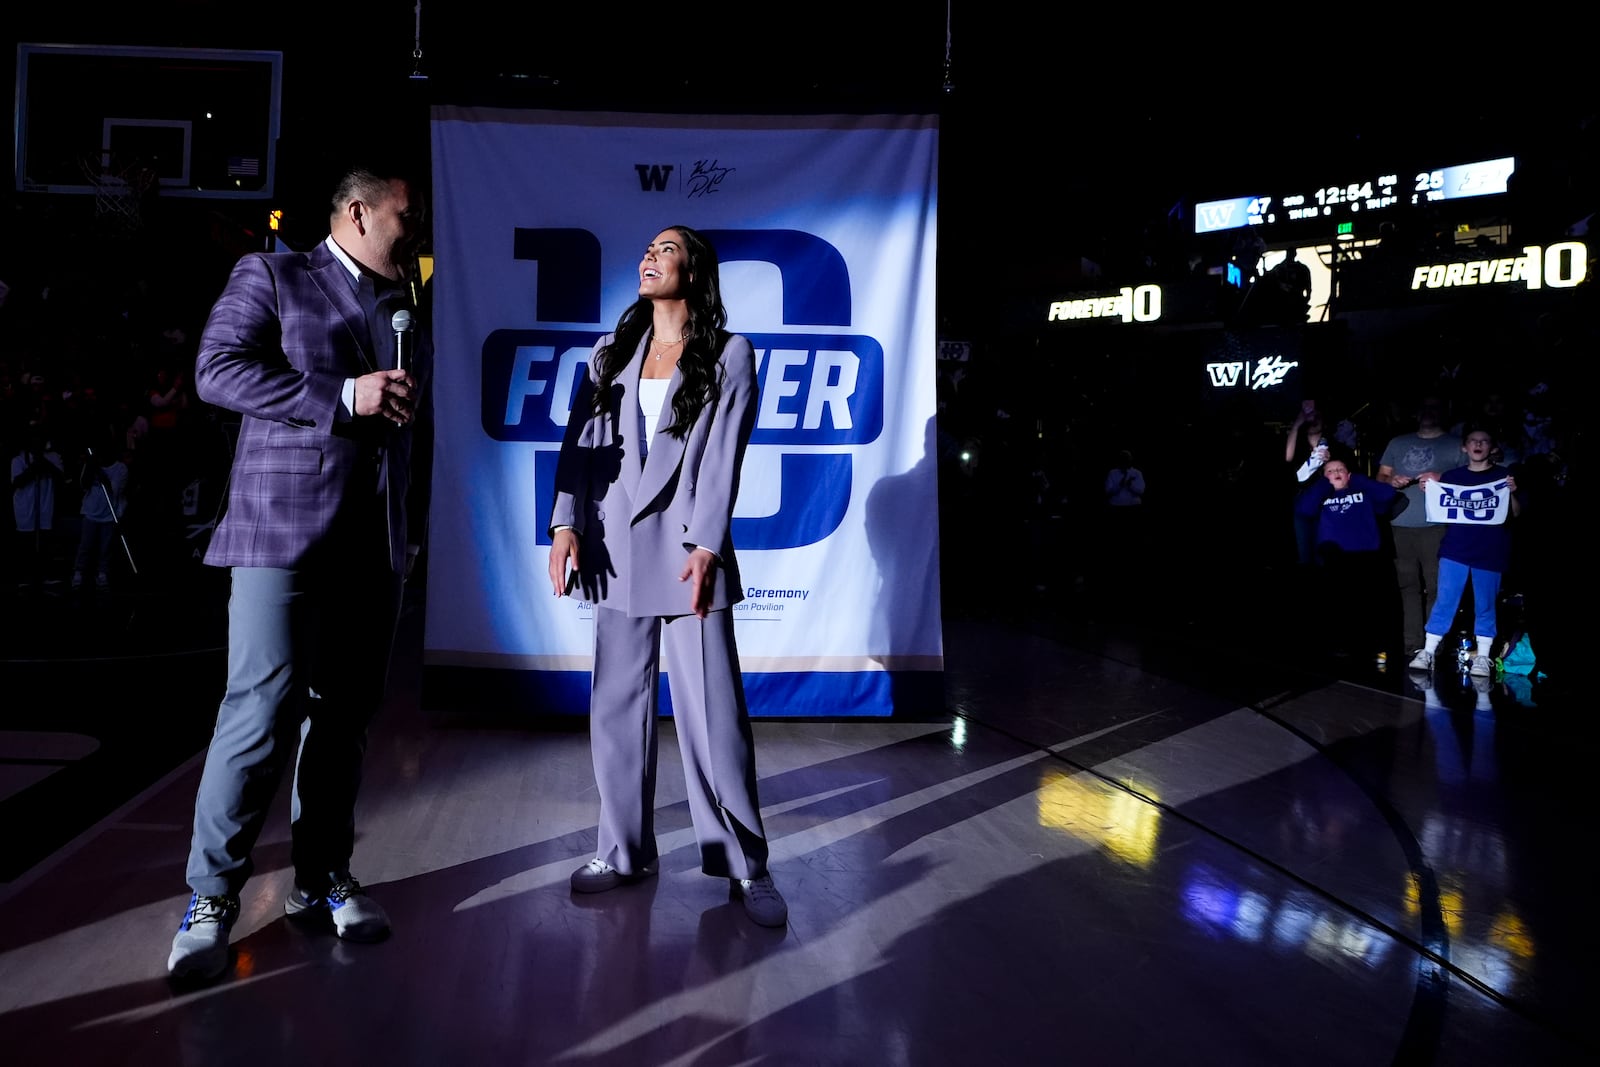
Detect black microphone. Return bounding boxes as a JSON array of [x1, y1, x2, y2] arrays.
[[391, 308, 414, 375]]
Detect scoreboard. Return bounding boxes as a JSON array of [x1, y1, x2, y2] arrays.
[[1193, 156, 1515, 235]]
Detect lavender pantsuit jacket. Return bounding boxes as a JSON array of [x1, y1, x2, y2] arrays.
[[549, 331, 756, 616]]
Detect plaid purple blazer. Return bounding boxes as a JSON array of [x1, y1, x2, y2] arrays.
[[195, 241, 433, 574]]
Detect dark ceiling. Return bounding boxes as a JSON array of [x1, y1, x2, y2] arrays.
[[5, 4, 1595, 317]]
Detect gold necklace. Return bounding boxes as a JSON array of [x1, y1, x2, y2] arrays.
[[651, 333, 685, 360]]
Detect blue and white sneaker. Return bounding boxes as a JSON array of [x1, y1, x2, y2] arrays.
[[286, 873, 390, 942], [168, 892, 239, 979]]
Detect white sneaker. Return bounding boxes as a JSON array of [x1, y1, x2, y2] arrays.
[[1468, 655, 1493, 677], [167, 893, 239, 979], [1407, 650, 1434, 671], [569, 858, 658, 893], [730, 873, 788, 928], [286, 874, 390, 942]]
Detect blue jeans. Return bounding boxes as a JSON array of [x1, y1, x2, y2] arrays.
[[1426, 557, 1501, 639]]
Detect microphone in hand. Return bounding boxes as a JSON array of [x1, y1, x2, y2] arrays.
[[391, 308, 414, 375]]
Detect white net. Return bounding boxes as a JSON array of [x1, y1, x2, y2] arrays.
[[77, 150, 157, 231]]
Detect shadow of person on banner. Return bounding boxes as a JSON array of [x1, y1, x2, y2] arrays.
[[864, 414, 944, 716]]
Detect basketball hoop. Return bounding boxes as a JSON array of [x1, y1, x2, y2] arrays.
[[78, 150, 157, 231]]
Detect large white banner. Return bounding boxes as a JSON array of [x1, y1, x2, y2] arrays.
[[423, 108, 942, 716]]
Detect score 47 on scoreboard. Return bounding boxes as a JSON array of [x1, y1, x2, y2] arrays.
[[1194, 156, 1516, 234]]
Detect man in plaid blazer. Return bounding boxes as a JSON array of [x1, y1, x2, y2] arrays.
[[167, 162, 433, 981]]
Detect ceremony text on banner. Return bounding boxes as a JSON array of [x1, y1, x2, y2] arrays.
[[422, 108, 943, 716], [1423, 479, 1513, 525]]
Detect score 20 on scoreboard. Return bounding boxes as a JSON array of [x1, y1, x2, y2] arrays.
[[1193, 156, 1516, 234]]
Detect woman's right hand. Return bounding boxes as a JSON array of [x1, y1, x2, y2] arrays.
[[549, 528, 580, 597]]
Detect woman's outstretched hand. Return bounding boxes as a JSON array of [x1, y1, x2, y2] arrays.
[[549, 528, 580, 597], [679, 547, 718, 619]]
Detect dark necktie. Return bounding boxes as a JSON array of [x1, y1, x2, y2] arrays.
[[357, 274, 405, 371]]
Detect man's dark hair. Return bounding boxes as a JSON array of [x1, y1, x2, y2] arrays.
[[328, 162, 418, 220]]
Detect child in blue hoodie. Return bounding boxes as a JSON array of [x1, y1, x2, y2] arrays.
[[1297, 459, 1400, 660]]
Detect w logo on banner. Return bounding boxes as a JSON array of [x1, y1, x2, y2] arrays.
[[635, 164, 673, 191]]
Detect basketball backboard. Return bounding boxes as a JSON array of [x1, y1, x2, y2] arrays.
[[15, 43, 281, 198]]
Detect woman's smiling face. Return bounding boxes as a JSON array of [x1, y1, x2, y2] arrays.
[[639, 229, 690, 300]]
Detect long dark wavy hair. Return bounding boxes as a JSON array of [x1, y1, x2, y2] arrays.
[[592, 225, 728, 439]]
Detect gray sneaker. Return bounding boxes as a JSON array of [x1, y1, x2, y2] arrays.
[[1407, 650, 1434, 671], [1469, 654, 1493, 677], [286, 874, 390, 942], [730, 873, 788, 928], [167, 893, 239, 980]]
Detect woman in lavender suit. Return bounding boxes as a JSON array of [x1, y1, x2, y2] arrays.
[[548, 225, 786, 928]]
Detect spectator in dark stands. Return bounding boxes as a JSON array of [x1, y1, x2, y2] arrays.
[[1285, 399, 1352, 573], [1105, 448, 1146, 510], [146, 364, 188, 432], [1265, 248, 1313, 322], [1099, 449, 1148, 608], [71, 439, 130, 592], [1376, 395, 1462, 661], [1297, 457, 1399, 662], [138, 363, 193, 571], [10, 424, 65, 589], [1406, 427, 1520, 677]]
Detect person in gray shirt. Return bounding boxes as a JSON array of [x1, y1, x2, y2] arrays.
[[1377, 395, 1464, 657]]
